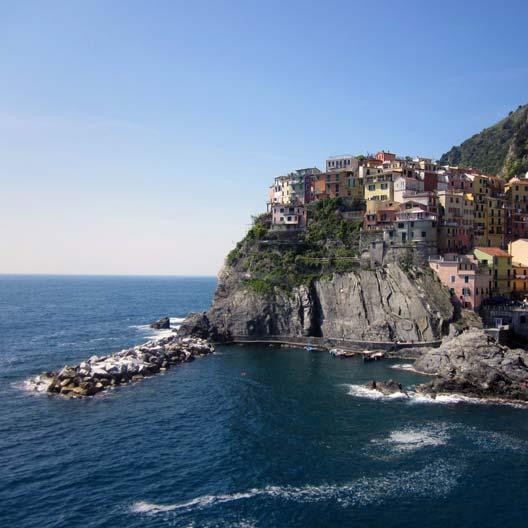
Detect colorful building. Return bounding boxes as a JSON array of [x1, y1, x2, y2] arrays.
[[364, 171, 395, 206], [390, 208, 437, 247], [486, 194, 506, 248], [512, 264, 528, 295], [437, 191, 474, 253], [326, 156, 358, 172], [376, 151, 396, 163], [393, 176, 424, 203], [506, 177, 528, 214], [429, 254, 491, 309], [508, 239, 528, 266], [473, 247, 513, 295], [313, 170, 363, 202], [270, 203, 307, 231]]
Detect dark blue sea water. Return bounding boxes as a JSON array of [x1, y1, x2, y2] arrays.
[[1, 276, 528, 528]]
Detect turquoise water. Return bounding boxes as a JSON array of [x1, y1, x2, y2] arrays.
[[1, 276, 528, 527]]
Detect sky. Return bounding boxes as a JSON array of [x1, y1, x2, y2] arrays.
[[1, 0, 528, 275]]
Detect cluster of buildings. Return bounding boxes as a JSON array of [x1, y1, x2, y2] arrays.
[[266, 151, 528, 311]]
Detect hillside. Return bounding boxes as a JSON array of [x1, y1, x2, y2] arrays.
[[226, 198, 363, 293], [180, 198, 454, 344], [439, 103, 528, 178]]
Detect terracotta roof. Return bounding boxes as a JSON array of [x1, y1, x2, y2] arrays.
[[474, 247, 511, 257], [507, 177, 528, 185]]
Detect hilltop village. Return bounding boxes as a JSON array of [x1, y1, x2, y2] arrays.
[[267, 151, 528, 315]]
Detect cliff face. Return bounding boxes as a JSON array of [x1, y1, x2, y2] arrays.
[[439, 103, 528, 178], [180, 263, 454, 344]]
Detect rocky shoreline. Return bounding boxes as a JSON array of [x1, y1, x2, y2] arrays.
[[367, 328, 528, 403], [26, 334, 214, 398]]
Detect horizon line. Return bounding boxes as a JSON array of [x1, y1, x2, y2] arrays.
[[0, 273, 217, 278]]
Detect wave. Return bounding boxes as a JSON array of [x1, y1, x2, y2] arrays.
[[389, 363, 430, 374], [368, 424, 450, 458], [345, 384, 409, 401], [345, 384, 528, 408], [130, 316, 187, 338], [131, 491, 256, 514], [130, 459, 461, 516]]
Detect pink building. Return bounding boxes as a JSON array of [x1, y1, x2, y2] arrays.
[[270, 203, 307, 231], [429, 254, 492, 309]]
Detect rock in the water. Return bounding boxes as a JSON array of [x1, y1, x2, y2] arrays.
[[415, 328, 528, 401], [150, 317, 170, 329], [367, 379, 406, 396]]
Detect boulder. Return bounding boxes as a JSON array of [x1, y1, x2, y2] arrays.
[[150, 317, 170, 329], [415, 328, 528, 401], [367, 379, 406, 396]]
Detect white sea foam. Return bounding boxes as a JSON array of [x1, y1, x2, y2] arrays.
[[390, 363, 423, 373], [130, 459, 461, 516], [131, 316, 186, 339], [345, 384, 409, 401], [131, 324, 175, 342], [345, 384, 527, 408], [370, 425, 449, 456]]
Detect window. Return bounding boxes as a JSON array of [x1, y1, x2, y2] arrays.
[[464, 276, 469, 283], [368, 185, 375, 191], [451, 276, 456, 283], [521, 316, 527, 324], [421, 231, 426, 237], [462, 288, 471, 296]]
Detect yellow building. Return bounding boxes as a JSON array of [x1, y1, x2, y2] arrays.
[[474, 247, 512, 296], [364, 171, 395, 207], [505, 177, 528, 214], [486, 195, 506, 248], [508, 239, 528, 266], [467, 173, 490, 246], [512, 264, 528, 295]]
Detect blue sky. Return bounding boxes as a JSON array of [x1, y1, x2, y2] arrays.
[[1, 0, 527, 275]]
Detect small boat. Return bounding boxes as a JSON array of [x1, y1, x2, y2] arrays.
[[305, 345, 316, 352], [363, 351, 385, 362], [329, 348, 348, 357]]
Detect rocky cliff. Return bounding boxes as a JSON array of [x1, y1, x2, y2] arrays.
[[180, 262, 454, 344], [415, 328, 528, 401]]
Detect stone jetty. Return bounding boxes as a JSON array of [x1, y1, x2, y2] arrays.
[[26, 334, 214, 398]]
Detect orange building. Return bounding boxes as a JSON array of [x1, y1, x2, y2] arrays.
[[376, 151, 396, 163]]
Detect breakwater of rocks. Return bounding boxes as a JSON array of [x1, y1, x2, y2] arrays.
[[25, 334, 214, 398]]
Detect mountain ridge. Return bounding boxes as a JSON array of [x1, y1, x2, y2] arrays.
[[439, 103, 528, 178]]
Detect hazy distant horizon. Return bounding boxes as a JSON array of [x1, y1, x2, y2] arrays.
[[2, 0, 528, 275]]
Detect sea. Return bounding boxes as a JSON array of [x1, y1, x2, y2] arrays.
[[1, 275, 528, 528]]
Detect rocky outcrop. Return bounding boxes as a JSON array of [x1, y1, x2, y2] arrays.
[[150, 317, 170, 329], [366, 379, 407, 396], [180, 263, 453, 344], [26, 334, 214, 398], [415, 329, 528, 401]]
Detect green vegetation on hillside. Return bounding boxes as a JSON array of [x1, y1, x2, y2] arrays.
[[439, 104, 528, 178], [226, 198, 363, 294]]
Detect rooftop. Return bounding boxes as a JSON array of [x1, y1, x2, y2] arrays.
[[474, 247, 511, 257]]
